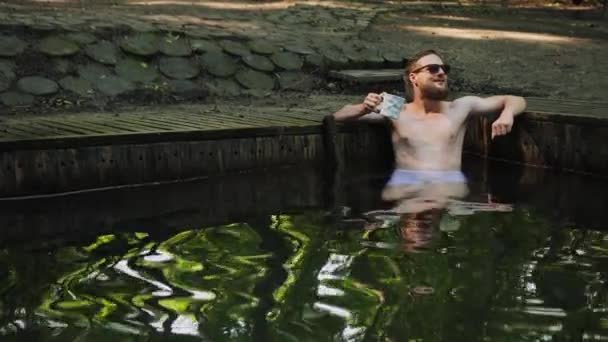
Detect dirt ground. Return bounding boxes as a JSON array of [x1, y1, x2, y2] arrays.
[[1, 0, 607, 105], [367, 3, 608, 100]]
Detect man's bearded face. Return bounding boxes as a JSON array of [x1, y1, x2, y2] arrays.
[[412, 54, 449, 100], [420, 77, 449, 100]]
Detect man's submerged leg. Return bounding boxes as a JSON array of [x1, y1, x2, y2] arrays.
[[382, 169, 424, 201]]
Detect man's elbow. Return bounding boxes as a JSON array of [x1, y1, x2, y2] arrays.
[[332, 111, 347, 122], [505, 95, 527, 114], [516, 95, 527, 112], [509, 94, 526, 104]]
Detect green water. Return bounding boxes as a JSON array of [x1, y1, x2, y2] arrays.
[[1, 167, 608, 341]]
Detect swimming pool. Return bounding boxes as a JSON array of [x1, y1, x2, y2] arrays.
[[1, 157, 607, 341]]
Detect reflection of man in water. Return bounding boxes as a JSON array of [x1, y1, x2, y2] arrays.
[[398, 210, 442, 253], [332, 49, 526, 209]]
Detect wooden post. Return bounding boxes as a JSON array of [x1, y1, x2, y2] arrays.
[[321, 115, 343, 211], [322, 115, 340, 170]]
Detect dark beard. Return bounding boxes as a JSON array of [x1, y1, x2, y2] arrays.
[[420, 82, 449, 100]]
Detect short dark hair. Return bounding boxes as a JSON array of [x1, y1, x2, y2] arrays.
[[404, 49, 443, 100]]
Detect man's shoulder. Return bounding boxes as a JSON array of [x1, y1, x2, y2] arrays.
[[451, 95, 481, 106], [445, 97, 479, 120], [449, 96, 485, 114]]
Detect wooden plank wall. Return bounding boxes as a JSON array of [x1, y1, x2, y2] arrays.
[[0, 123, 392, 198], [0, 135, 318, 197], [464, 110, 608, 177]]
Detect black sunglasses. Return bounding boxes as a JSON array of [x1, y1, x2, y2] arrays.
[[411, 64, 451, 75]]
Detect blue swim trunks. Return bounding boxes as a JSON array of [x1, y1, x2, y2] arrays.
[[386, 169, 466, 186]]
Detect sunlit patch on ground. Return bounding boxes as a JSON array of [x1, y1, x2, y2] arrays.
[[398, 25, 592, 45]]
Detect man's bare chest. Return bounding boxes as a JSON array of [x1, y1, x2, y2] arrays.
[[392, 113, 464, 146]]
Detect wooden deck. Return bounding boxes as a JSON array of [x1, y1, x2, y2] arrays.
[[1, 95, 606, 150], [0, 104, 330, 151]]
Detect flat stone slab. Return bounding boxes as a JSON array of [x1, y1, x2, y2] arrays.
[[116, 59, 160, 83], [85, 41, 119, 65], [59, 76, 95, 97], [242, 54, 275, 72], [304, 53, 325, 69], [38, 36, 80, 57], [328, 69, 404, 82], [17, 76, 59, 95], [190, 39, 221, 53], [159, 36, 192, 57], [128, 21, 157, 33], [95, 75, 134, 96], [0, 35, 27, 57], [77, 63, 113, 83], [271, 52, 303, 71], [235, 69, 275, 90], [200, 51, 238, 77], [64, 32, 97, 45], [321, 49, 349, 69], [248, 40, 279, 55], [159, 57, 199, 80], [0, 91, 34, 106], [120, 33, 160, 56], [383, 51, 405, 65], [283, 43, 315, 55], [219, 40, 251, 57]]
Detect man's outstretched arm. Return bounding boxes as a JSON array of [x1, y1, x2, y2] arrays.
[[332, 93, 386, 122], [455, 95, 527, 139]]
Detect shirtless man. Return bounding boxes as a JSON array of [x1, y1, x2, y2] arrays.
[[332, 49, 527, 206]]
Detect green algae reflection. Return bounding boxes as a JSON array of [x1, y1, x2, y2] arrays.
[[1, 208, 608, 341]]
